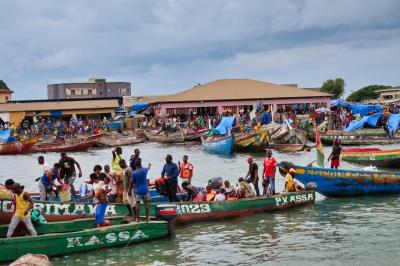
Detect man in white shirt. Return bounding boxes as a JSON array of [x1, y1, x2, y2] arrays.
[[37, 156, 51, 200], [214, 188, 226, 201]]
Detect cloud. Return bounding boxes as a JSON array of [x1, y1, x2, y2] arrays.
[[0, 0, 399, 99]]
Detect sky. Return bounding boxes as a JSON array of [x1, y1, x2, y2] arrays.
[[1, 0, 400, 100]]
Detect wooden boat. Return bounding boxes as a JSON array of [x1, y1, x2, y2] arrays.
[[234, 128, 269, 152], [0, 136, 39, 155], [0, 200, 131, 224], [29, 139, 97, 153], [144, 130, 186, 143], [201, 134, 235, 155], [341, 147, 400, 168], [267, 143, 312, 152], [307, 130, 400, 146], [185, 128, 208, 141], [95, 135, 144, 147], [146, 190, 315, 225], [278, 161, 400, 197], [0, 217, 170, 263]]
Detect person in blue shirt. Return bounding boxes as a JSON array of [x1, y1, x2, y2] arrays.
[[131, 160, 151, 222], [161, 154, 179, 202]]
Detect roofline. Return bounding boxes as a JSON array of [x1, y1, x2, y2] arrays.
[[153, 95, 332, 104], [5, 97, 122, 104], [0, 89, 14, 93], [47, 81, 131, 86], [376, 88, 400, 92]]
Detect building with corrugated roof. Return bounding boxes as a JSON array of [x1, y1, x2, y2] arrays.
[[47, 77, 131, 100], [151, 79, 332, 116], [0, 97, 122, 125]]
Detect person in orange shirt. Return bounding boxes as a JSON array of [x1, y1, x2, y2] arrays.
[[178, 155, 194, 184]]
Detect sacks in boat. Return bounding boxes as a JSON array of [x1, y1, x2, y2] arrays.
[[10, 254, 52, 266]]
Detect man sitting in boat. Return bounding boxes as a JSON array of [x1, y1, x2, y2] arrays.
[[284, 168, 303, 192], [224, 180, 236, 198], [181, 181, 198, 201], [6, 183, 37, 238], [237, 177, 255, 199], [214, 188, 226, 201], [205, 185, 216, 201]]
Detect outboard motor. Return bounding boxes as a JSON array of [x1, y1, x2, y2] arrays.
[[208, 177, 223, 190], [305, 182, 317, 191], [156, 204, 178, 238]]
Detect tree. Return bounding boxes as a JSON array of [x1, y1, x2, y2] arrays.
[[346, 85, 391, 102], [0, 80, 10, 90], [320, 78, 345, 99]]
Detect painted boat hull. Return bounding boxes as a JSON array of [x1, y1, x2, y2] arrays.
[[185, 129, 208, 141], [149, 190, 315, 225], [0, 217, 168, 263], [95, 136, 144, 147], [278, 162, 400, 197], [0, 191, 314, 225], [0, 136, 39, 155], [201, 134, 235, 155], [341, 148, 400, 168], [308, 131, 400, 146], [29, 139, 96, 153]]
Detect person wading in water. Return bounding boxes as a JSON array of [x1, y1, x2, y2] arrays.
[[178, 155, 194, 184]]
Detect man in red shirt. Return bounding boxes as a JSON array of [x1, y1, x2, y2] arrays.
[[262, 150, 277, 195]]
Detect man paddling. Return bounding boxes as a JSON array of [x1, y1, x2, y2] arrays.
[[6, 183, 37, 238]]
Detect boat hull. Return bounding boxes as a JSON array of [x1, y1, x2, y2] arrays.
[[29, 139, 96, 153], [0, 218, 168, 263], [144, 130, 186, 143], [185, 129, 208, 141], [201, 134, 235, 155], [156, 190, 315, 225], [0, 136, 39, 155], [278, 162, 400, 197], [341, 148, 400, 168]]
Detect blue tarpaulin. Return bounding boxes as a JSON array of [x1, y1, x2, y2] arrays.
[[50, 110, 62, 117], [388, 114, 400, 132], [131, 103, 150, 112], [261, 112, 271, 125], [345, 113, 382, 132], [214, 116, 236, 135], [330, 99, 348, 107], [348, 104, 383, 117], [0, 129, 10, 142]]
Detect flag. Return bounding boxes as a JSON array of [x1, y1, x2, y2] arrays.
[[315, 126, 325, 167]]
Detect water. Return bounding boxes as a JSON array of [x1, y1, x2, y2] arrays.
[[1, 143, 400, 265]]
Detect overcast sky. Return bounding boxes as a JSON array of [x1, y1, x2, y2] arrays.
[[1, 0, 400, 99]]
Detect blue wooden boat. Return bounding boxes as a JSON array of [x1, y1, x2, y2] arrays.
[[201, 134, 235, 155], [278, 161, 400, 197]]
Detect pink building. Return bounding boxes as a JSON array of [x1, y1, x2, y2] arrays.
[[152, 79, 332, 116]]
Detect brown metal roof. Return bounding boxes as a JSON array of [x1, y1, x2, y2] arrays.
[[161, 79, 332, 103], [0, 98, 120, 112]]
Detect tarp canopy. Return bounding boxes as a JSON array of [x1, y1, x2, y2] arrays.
[[0, 129, 11, 142], [345, 113, 382, 132], [348, 104, 383, 117], [214, 116, 236, 135], [388, 113, 400, 132], [131, 103, 150, 112], [330, 99, 348, 107], [315, 107, 330, 113]]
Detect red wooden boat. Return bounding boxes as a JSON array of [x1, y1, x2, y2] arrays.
[[0, 136, 39, 155], [29, 139, 97, 153], [185, 129, 208, 141], [341, 147, 400, 168]]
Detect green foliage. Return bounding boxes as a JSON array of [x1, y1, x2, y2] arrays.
[[320, 78, 345, 99], [0, 80, 9, 90], [346, 85, 391, 102]]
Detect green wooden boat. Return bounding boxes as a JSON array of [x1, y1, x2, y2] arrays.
[[146, 190, 315, 225], [341, 147, 400, 168], [1, 191, 315, 226], [0, 217, 169, 263]]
